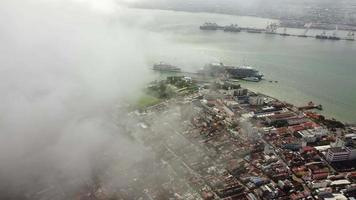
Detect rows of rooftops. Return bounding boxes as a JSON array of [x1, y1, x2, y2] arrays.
[[76, 78, 355, 200], [198, 80, 354, 199]]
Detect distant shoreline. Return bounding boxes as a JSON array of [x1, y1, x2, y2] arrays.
[[130, 6, 356, 31]]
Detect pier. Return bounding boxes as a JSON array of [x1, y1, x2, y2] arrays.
[[200, 22, 355, 41]]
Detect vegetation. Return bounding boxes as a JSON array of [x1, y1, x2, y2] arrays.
[[146, 76, 198, 100], [136, 94, 161, 109], [270, 120, 289, 128]]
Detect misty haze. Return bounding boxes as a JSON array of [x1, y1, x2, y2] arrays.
[[1, 0, 356, 200]]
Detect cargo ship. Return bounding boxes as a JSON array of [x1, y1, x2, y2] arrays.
[[265, 23, 278, 34], [346, 31, 355, 41], [328, 26, 341, 40], [201, 63, 263, 81], [316, 31, 328, 39], [200, 22, 220, 30], [245, 28, 263, 33], [316, 27, 340, 40], [223, 24, 241, 32], [153, 62, 181, 72]]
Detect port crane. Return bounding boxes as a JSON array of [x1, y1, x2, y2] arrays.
[[330, 25, 340, 40], [280, 27, 290, 36], [299, 23, 312, 37], [265, 22, 278, 34]]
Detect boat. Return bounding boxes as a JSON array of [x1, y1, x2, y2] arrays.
[[202, 63, 263, 81], [246, 29, 263, 33], [225, 65, 263, 80], [265, 22, 278, 34], [242, 77, 260, 82], [328, 26, 340, 40], [316, 31, 328, 39], [345, 31, 355, 41], [298, 101, 323, 111], [316, 26, 340, 40], [153, 62, 181, 72], [200, 22, 220, 30], [328, 36, 340, 40], [223, 24, 241, 32]]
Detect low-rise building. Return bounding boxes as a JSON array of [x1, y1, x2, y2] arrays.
[[298, 127, 328, 143], [249, 96, 264, 106], [234, 88, 248, 96]]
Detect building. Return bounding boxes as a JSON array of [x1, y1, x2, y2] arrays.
[[326, 147, 355, 162], [249, 96, 264, 106], [265, 112, 296, 124], [298, 127, 328, 143], [308, 180, 331, 189], [234, 88, 248, 96], [327, 137, 356, 162]]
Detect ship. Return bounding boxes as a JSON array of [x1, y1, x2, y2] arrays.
[[265, 22, 278, 34], [223, 24, 241, 32], [153, 62, 181, 72], [328, 26, 340, 40], [316, 26, 340, 40], [246, 28, 263, 33], [200, 22, 220, 30], [346, 31, 355, 41], [201, 63, 263, 80], [242, 77, 260, 82], [316, 31, 328, 39], [328, 35, 340, 40]]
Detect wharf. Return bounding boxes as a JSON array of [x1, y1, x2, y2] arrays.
[[200, 23, 355, 41]]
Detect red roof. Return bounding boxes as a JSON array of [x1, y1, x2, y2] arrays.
[[313, 172, 329, 180], [277, 127, 288, 134], [302, 146, 315, 152], [289, 125, 305, 132]]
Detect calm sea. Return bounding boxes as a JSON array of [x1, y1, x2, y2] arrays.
[[133, 9, 356, 123]]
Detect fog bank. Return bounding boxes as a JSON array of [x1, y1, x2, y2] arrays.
[[0, 0, 158, 199]]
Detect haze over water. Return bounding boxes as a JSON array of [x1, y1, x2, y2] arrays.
[[137, 8, 356, 123]]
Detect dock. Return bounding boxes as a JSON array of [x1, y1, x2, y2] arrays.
[[199, 22, 355, 41]]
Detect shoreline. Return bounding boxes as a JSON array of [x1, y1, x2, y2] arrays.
[[151, 71, 352, 124], [145, 75, 347, 127], [131, 6, 356, 31], [240, 81, 354, 125], [135, 76, 356, 199]]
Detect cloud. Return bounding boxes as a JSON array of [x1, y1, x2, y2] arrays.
[[0, 0, 157, 199]]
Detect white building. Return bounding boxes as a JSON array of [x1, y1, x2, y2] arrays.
[[308, 180, 331, 189], [326, 147, 356, 162], [298, 127, 328, 143], [327, 137, 356, 162]]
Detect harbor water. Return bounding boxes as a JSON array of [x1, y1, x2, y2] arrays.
[[129, 8, 356, 123]]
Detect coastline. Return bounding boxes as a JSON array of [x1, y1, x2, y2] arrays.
[[135, 76, 355, 199]]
